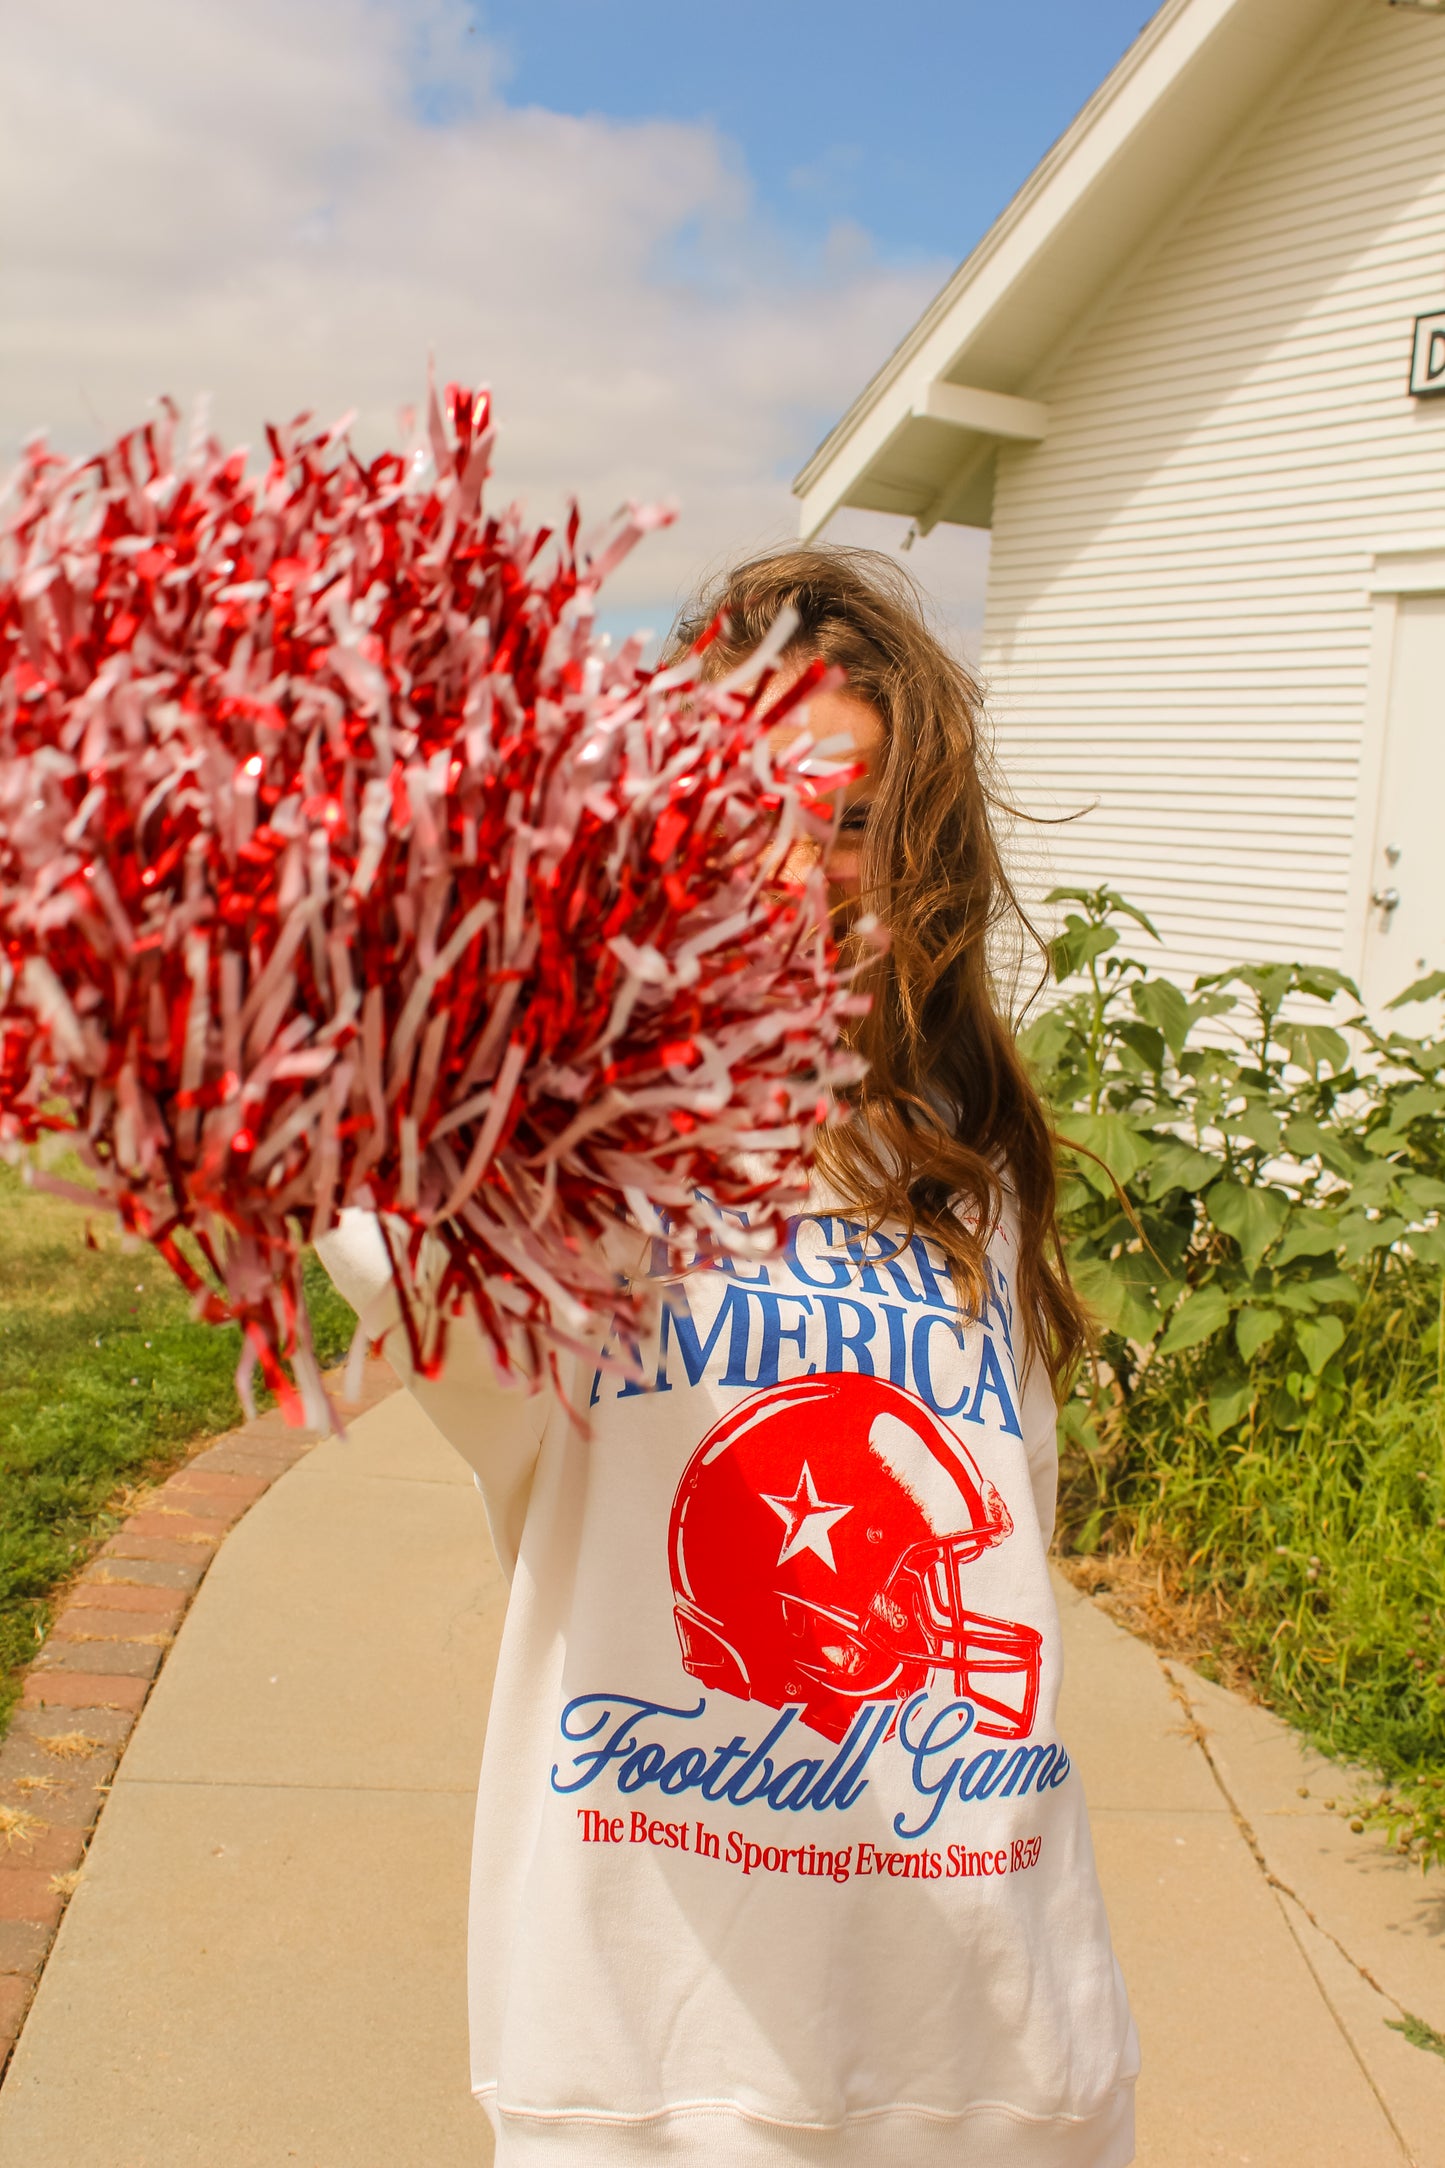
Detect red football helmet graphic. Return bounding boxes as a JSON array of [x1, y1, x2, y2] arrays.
[[668, 1375, 1042, 1745]]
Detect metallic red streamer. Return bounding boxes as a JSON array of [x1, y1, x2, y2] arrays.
[[0, 383, 867, 1426]]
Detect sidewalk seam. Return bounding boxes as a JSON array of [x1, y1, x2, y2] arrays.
[[0, 1357, 401, 2082], [1159, 1658, 1419, 2168]]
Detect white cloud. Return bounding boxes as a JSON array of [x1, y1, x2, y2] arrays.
[[0, 0, 981, 636]]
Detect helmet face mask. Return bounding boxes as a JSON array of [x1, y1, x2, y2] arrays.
[[872, 1540, 1042, 1737], [668, 1375, 1043, 1747]]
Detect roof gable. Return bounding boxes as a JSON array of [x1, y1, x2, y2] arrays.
[[795, 0, 1354, 537]]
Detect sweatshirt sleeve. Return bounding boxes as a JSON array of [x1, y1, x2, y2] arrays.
[[988, 1191, 1061, 1553], [1016, 1347, 1061, 1554], [314, 1208, 552, 1580]]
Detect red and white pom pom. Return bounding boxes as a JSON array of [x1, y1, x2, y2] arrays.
[[0, 382, 869, 1426]]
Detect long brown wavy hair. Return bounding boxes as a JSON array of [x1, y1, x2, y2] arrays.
[[669, 543, 1086, 1392]]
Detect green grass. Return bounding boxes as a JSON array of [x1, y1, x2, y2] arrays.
[[1061, 1258, 1445, 1865], [0, 1158, 358, 1737]]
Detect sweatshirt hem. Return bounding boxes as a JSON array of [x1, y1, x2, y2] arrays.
[[476, 2083, 1136, 2166]]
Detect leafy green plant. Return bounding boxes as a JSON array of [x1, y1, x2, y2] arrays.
[[1023, 887, 1445, 1866], [1023, 883, 1445, 1444], [1078, 1256, 1445, 1817]]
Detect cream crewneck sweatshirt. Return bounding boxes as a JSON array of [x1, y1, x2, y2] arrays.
[[317, 1198, 1138, 2167]]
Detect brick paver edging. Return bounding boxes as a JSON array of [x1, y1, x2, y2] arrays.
[[0, 1355, 401, 2077]]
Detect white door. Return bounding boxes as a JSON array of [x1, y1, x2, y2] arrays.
[[1361, 593, 1445, 1015]]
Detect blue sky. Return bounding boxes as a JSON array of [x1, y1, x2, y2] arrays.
[[453, 0, 1159, 638], [465, 1, 1154, 264]]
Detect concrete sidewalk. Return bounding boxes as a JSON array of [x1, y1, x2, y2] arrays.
[[0, 1386, 1441, 2166]]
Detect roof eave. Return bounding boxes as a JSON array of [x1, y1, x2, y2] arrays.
[[794, 0, 1349, 532], [791, 0, 1201, 504]]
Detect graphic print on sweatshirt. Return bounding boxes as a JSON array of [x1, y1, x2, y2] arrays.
[[670, 1375, 1042, 1747], [554, 1211, 1071, 1860]]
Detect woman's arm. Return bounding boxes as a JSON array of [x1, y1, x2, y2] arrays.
[[314, 1209, 552, 1579]]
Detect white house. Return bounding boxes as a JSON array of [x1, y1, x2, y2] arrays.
[[796, 0, 1445, 1011]]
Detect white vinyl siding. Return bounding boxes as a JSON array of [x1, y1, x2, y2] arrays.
[[981, 0, 1445, 986]]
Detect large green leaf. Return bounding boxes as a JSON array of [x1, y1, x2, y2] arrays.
[[1273, 1215, 1339, 1266], [1055, 1172, 1096, 1218], [1339, 1213, 1407, 1264], [1157, 1283, 1235, 1356], [1068, 1255, 1131, 1334], [1271, 1282, 1321, 1314], [1019, 1010, 1074, 1074], [1379, 1084, 1445, 1132], [1131, 978, 1191, 1056], [1289, 1270, 1361, 1309], [1044, 886, 1160, 941], [1136, 1209, 1191, 1279], [1054, 1111, 1149, 1187], [1347, 1162, 1397, 1210], [1116, 1021, 1166, 1073], [1281, 1023, 1349, 1074], [1051, 921, 1118, 977], [1114, 1282, 1166, 1345], [1396, 1173, 1445, 1212], [1145, 1138, 1223, 1195], [1293, 1313, 1345, 1374], [1208, 1376, 1254, 1437], [1282, 1114, 1333, 1161], [1205, 1180, 1289, 1265], [1203, 962, 1296, 1011], [1235, 1306, 1283, 1361], [1230, 1102, 1282, 1154], [1386, 967, 1445, 1009], [1186, 989, 1239, 1025], [1292, 966, 1359, 1004], [1068, 1254, 1160, 1344]]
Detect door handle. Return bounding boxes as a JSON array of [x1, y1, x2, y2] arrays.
[[1371, 886, 1400, 919]]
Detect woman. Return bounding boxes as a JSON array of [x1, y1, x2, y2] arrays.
[[319, 543, 1139, 2165]]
